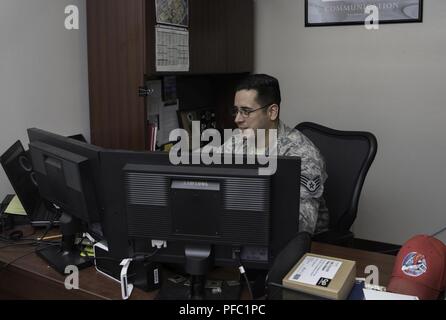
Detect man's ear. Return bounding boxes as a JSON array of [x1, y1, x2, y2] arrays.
[[269, 104, 279, 121]]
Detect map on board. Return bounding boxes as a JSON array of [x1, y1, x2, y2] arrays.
[[156, 0, 189, 27]]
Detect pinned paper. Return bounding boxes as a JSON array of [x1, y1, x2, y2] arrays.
[[4, 195, 27, 216]]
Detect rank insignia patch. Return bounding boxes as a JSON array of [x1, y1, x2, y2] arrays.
[[301, 175, 321, 194]]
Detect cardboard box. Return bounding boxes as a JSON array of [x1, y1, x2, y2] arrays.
[[282, 253, 356, 300]]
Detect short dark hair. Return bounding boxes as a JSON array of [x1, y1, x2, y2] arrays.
[[236, 74, 281, 107]]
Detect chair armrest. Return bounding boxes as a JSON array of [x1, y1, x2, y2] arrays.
[[312, 230, 354, 247], [266, 232, 312, 285]]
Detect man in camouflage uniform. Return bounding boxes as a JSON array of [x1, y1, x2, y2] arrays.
[[223, 74, 329, 235]]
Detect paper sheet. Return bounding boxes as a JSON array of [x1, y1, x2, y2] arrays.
[[4, 195, 27, 216], [288, 256, 342, 286], [363, 289, 419, 300], [156, 25, 189, 72], [158, 101, 179, 146]]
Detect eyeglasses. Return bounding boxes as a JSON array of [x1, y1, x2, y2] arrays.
[[231, 104, 272, 118]]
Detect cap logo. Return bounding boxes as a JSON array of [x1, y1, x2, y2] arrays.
[[401, 252, 427, 277]]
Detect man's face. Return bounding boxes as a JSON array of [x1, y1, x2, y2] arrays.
[[233, 89, 277, 134]]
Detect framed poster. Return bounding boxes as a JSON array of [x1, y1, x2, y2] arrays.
[[305, 0, 423, 27]]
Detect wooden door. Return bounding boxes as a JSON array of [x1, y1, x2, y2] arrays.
[[87, 0, 147, 150]]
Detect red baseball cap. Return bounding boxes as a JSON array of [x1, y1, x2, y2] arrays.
[[387, 235, 446, 300]]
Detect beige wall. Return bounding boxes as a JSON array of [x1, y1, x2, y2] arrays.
[[1, 0, 445, 246], [255, 0, 446, 244], [0, 0, 89, 199]]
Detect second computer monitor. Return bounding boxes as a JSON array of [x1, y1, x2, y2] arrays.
[[27, 128, 103, 225]]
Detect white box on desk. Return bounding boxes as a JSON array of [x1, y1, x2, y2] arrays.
[[282, 253, 356, 300]]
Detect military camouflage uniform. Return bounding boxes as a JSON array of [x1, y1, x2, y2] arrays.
[[222, 120, 329, 235]]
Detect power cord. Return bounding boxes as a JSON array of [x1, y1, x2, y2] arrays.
[[0, 240, 58, 250], [132, 249, 161, 262], [0, 243, 60, 273], [431, 226, 446, 238], [234, 249, 253, 300], [378, 248, 400, 254], [34, 213, 60, 247], [84, 249, 161, 265], [0, 230, 58, 248], [0, 212, 60, 272], [377, 226, 446, 255]]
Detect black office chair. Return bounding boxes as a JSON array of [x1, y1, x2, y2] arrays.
[[266, 232, 311, 286], [295, 122, 378, 246]]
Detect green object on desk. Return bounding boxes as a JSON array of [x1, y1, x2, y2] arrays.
[[4, 195, 27, 216], [80, 245, 95, 257]]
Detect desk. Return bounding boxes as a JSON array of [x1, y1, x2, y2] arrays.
[[0, 237, 395, 300], [311, 242, 395, 286]]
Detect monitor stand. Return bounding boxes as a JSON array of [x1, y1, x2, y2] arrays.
[[36, 212, 92, 274], [185, 244, 212, 300], [155, 244, 241, 300]]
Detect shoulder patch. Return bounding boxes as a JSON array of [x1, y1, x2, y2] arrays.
[[301, 175, 322, 194]]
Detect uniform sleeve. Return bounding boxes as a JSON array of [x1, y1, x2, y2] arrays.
[[285, 144, 327, 235], [299, 153, 326, 234]]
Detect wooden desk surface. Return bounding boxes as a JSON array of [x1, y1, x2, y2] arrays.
[[0, 230, 395, 300], [311, 242, 395, 287]]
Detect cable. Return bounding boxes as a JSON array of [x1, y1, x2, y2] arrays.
[[378, 248, 401, 254], [240, 268, 253, 300], [0, 213, 60, 272], [377, 226, 446, 255], [37, 214, 59, 246], [132, 249, 161, 262], [93, 256, 122, 263], [0, 238, 60, 249], [234, 249, 253, 300], [21, 237, 59, 244], [431, 226, 446, 238], [0, 235, 58, 249], [0, 243, 59, 273], [77, 235, 88, 253], [83, 249, 161, 266], [0, 242, 42, 250], [0, 235, 15, 244], [0, 228, 38, 243]]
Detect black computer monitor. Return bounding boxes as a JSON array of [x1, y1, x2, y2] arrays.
[[100, 150, 301, 298], [27, 128, 103, 225], [0, 140, 58, 227], [27, 128, 104, 274]]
